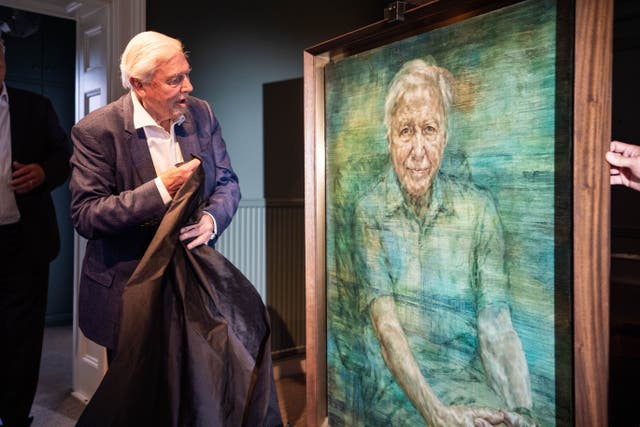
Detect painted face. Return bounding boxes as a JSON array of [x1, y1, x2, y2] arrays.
[[388, 86, 447, 199], [134, 53, 193, 129]]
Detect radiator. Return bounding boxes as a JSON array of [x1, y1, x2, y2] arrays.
[[216, 198, 305, 354], [216, 199, 267, 299]]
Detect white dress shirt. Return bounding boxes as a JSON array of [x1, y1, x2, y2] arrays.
[[0, 82, 21, 225], [130, 92, 217, 238], [131, 91, 184, 204]]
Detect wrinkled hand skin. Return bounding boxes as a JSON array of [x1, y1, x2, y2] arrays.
[[179, 214, 214, 250], [501, 409, 537, 427], [607, 140, 640, 192], [160, 158, 201, 197], [427, 404, 505, 427]]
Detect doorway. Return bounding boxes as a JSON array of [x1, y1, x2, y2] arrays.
[[0, 0, 144, 404], [1, 5, 75, 327]]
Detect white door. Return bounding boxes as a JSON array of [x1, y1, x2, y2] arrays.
[[72, 0, 146, 402], [71, 4, 110, 403]]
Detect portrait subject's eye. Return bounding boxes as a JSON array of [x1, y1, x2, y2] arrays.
[[423, 125, 437, 135], [399, 126, 414, 138]]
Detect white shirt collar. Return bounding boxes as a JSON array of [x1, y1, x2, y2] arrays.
[[130, 91, 185, 130]]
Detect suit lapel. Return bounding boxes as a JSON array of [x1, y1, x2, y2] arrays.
[[121, 94, 157, 184], [175, 109, 199, 162], [129, 128, 157, 183]]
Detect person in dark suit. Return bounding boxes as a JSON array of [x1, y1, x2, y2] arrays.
[[0, 37, 71, 427], [69, 31, 241, 356]]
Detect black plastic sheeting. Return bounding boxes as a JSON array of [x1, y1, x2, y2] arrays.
[[77, 165, 282, 427]]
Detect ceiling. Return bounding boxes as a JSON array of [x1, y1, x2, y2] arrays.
[[0, 0, 108, 20]]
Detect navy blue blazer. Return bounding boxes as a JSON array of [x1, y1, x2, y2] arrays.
[[69, 93, 241, 349], [8, 87, 71, 263]]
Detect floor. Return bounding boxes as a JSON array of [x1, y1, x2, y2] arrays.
[[27, 326, 306, 427]]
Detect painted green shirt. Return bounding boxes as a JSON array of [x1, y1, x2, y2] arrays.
[[352, 167, 510, 422]]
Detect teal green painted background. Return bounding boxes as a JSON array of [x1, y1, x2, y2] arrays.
[[324, 0, 572, 425]]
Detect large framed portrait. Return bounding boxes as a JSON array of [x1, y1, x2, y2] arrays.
[[304, 0, 611, 426]]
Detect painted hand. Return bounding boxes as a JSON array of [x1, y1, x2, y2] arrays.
[[427, 404, 504, 427], [502, 409, 536, 427]]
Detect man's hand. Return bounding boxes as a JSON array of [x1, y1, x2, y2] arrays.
[[179, 214, 214, 250], [606, 140, 640, 192], [159, 158, 201, 198], [11, 161, 46, 194]]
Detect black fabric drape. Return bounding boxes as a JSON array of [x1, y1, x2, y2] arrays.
[[76, 166, 282, 427]]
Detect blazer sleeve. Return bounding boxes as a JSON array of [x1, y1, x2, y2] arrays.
[[69, 121, 167, 240], [201, 103, 240, 240]]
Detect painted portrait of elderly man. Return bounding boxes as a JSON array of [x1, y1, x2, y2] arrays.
[[352, 59, 533, 426], [324, 0, 572, 426]]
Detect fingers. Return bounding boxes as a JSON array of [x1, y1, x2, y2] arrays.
[[471, 408, 504, 425], [610, 174, 624, 186], [11, 162, 45, 194], [610, 140, 639, 156], [179, 215, 213, 250], [502, 410, 532, 427], [160, 158, 202, 197], [605, 151, 632, 168], [474, 419, 493, 427], [185, 233, 208, 250], [606, 151, 640, 190], [12, 181, 32, 194], [174, 158, 201, 177], [609, 140, 626, 153], [181, 158, 201, 171]]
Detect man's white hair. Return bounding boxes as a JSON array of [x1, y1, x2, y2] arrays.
[[384, 59, 453, 137], [120, 31, 185, 90]]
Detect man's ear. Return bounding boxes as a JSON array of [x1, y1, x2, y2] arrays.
[[130, 77, 144, 92]]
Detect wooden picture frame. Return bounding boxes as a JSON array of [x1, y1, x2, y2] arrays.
[[304, 0, 611, 425]]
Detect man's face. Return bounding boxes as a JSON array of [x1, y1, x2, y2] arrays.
[[0, 39, 6, 83], [388, 86, 447, 199], [134, 53, 193, 127]]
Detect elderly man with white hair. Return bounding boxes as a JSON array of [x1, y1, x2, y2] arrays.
[[70, 31, 282, 426], [352, 59, 535, 426], [71, 30, 240, 359]]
